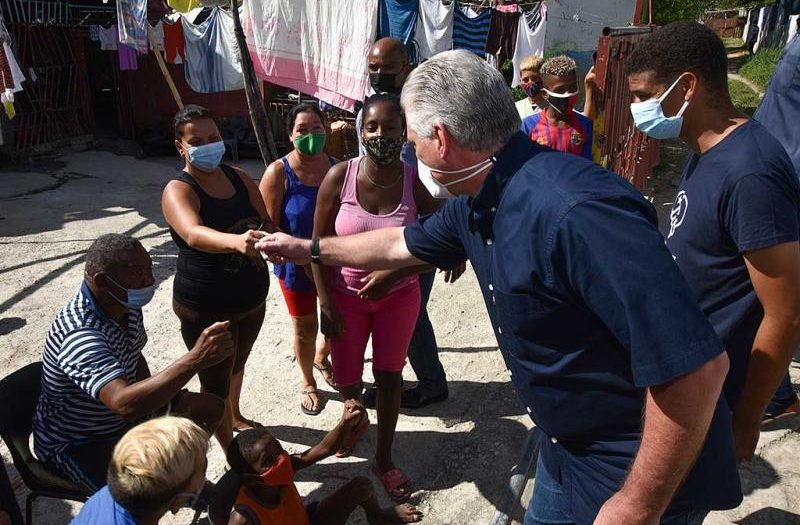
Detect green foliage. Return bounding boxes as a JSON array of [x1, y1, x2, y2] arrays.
[[728, 78, 761, 115], [653, 0, 774, 25], [740, 47, 782, 90]]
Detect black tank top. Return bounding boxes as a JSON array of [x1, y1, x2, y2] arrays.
[[169, 165, 269, 312]]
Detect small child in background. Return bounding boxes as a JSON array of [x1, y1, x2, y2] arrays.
[[521, 55, 594, 160], [516, 55, 546, 119], [226, 400, 423, 525]]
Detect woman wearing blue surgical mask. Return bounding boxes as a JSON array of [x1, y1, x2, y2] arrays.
[[259, 103, 337, 417], [162, 105, 273, 450]]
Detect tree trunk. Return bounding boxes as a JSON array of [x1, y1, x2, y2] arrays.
[[229, 0, 277, 165]]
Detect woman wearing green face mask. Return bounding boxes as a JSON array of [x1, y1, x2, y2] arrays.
[[259, 103, 337, 416]]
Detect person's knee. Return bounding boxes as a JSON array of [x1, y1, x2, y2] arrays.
[[179, 392, 225, 433], [373, 370, 402, 389], [293, 315, 318, 344], [347, 476, 374, 500]]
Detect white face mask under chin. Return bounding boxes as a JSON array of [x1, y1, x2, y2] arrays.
[[417, 158, 494, 199]]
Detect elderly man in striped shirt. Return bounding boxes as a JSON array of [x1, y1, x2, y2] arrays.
[[33, 234, 231, 493]]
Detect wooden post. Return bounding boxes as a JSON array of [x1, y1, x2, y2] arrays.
[[229, 0, 277, 165], [146, 24, 183, 110]]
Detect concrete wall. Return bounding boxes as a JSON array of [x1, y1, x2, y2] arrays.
[[544, 0, 637, 72]]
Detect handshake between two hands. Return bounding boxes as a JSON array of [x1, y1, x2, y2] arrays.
[[254, 232, 312, 265]]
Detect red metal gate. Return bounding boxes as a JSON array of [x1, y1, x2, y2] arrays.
[[594, 26, 660, 191]]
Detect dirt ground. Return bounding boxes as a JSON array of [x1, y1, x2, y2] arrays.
[[0, 148, 798, 525]]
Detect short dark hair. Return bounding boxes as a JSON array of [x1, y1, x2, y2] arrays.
[[227, 428, 274, 475], [360, 93, 403, 131], [285, 103, 326, 136], [625, 21, 728, 93], [85, 234, 143, 276], [173, 104, 214, 139]]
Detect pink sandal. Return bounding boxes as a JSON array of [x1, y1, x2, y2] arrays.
[[372, 464, 412, 503], [336, 413, 369, 458]]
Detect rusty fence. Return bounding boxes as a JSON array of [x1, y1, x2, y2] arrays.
[[594, 26, 660, 192]]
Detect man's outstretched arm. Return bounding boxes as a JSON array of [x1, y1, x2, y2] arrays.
[[256, 227, 424, 270]]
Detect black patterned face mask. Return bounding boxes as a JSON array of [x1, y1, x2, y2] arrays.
[[362, 135, 405, 166]]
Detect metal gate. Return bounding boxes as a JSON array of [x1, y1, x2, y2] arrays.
[[8, 23, 89, 151], [594, 26, 660, 191]]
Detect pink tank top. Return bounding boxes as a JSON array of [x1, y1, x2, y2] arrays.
[[332, 157, 419, 295]]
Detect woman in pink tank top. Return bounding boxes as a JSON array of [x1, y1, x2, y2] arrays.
[[311, 94, 440, 503]]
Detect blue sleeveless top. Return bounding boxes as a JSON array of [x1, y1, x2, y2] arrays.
[[274, 155, 335, 292]]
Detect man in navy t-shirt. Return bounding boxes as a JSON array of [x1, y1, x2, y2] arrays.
[[259, 50, 741, 525], [753, 29, 800, 416], [627, 22, 800, 461]]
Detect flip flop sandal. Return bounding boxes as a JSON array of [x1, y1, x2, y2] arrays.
[[313, 361, 337, 389], [300, 389, 322, 416], [335, 412, 369, 458], [372, 465, 412, 503]]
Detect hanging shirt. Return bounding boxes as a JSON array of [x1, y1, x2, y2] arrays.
[[754, 33, 800, 172], [378, 0, 419, 49], [522, 111, 593, 160], [149, 21, 165, 54], [98, 24, 119, 51], [89, 25, 101, 41], [182, 7, 244, 94], [666, 120, 800, 409], [243, 0, 378, 112], [117, 0, 148, 53], [414, 0, 454, 60], [163, 18, 185, 64], [452, 5, 492, 56], [485, 7, 520, 63], [511, 3, 546, 87], [118, 43, 139, 71]]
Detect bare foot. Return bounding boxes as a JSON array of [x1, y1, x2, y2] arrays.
[[231, 416, 264, 433], [370, 503, 423, 524]]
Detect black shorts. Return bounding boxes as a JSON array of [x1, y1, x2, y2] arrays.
[[172, 300, 266, 398]]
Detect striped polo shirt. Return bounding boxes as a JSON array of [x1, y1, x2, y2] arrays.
[[452, 7, 491, 56], [33, 282, 146, 470]]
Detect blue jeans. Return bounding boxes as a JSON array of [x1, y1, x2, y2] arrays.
[[765, 372, 797, 417], [524, 446, 710, 525], [407, 271, 447, 391]]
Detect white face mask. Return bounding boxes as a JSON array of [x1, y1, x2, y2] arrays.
[[417, 158, 494, 199]]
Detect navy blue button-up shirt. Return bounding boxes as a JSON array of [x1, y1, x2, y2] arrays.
[[404, 132, 742, 521]]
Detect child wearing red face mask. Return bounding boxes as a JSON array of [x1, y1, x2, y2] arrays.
[[520, 55, 594, 161], [225, 401, 423, 525]]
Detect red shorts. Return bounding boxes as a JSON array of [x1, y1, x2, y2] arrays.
[[279, 279, 318, 318]]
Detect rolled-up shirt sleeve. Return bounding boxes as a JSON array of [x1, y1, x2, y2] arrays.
[[404, 197, 469, 271], [551, 196, 725, 387]]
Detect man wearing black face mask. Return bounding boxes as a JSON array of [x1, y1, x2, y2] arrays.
[[33, 234, 231, 493], [356, 37, 461, 410], [520, 55, 594, 161]]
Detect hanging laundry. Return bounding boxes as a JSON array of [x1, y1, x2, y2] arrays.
[[99, 24, 119, 51], [414, 0, 454, 60], [89, 25, 102, 41], [1, 89, 15, 119], [163, 18, 185, 64], [243, 0, 379, 112], [486, 7, 521, 64], [511, 3, 547, 87], [149, 20, 165, 53], [117, 0, 148, 53], [496, 3, 519, 13], [1, 41, 24, 93], [167, 0, 200, 14], [119, 43, 139, 71], [453, 4, 492, 56], [182, 7, 243, 94], [378, 0, 418, 48]]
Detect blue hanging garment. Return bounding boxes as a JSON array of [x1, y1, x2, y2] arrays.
[[452, 4, 492, 56]]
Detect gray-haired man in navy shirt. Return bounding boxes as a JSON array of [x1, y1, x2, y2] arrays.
[[627, 22, 800, 462], [258, 49, 741, 525]]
